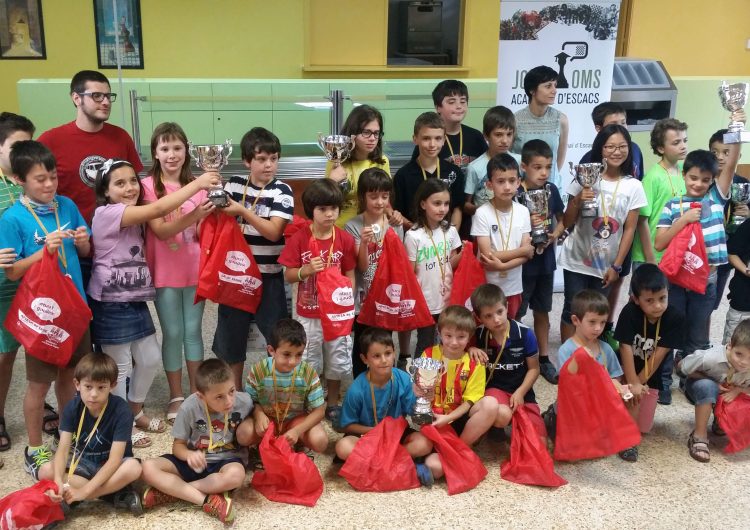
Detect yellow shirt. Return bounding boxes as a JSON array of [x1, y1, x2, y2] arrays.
[[325, 156, 391, 227], [421, 345, 486, 412]]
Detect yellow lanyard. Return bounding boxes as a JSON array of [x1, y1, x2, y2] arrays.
[[642, 316, 661, 380], [419, 161, 441, 181], [600, 177, 622, 228], [660, 161, 679, 198], [446, 128, 463, 161], [241, 180, 267, 212], [202, 401, 229, 453], [311, 226, 336, 267], [485, 324, 511, 383], [23, 198, 68, 270], [425, 226, 448, 288], [367, 373, 394, 426], [271, 360, 297, 432], [493, 204, 514, 251], [67, 399, 108, 483]]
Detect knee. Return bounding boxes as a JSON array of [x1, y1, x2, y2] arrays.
[[335, 437, 355, 459], [122, 458, 143, 481], [306, 427, 329, 453], [405, 432, 433, 458], [141, 458, 160, 482], [235, 419, 256, 447], [494, 405, 513, 427], [425, 453, 443, 477], [38, 461, 54, 480], [222, 464, 246, 489]]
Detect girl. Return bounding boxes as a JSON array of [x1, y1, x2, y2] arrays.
[[405, 179, 462, 358], [141, 123, 212, 424], [89, 159, 218, 447]]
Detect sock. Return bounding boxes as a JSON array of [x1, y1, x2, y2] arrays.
[[27, 445, 45, 453]]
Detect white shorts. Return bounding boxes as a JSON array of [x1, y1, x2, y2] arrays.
[[724, 307, 750, 345], [297, 315, 353, 380]]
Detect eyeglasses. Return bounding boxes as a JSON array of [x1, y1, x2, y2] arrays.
[[603, 144, 628, 153], [359, 130, 383, 139], [77, 92, 117, 103]]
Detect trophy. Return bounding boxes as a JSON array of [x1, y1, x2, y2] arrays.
[[317, 134, 356, 193], [523, 187, 551, 252], [408, 357, 445, 425], [731, 182, 750, 226], [569, 161, 607, 218], [718, 81, 750, 144], [189, 140, 233, 207]]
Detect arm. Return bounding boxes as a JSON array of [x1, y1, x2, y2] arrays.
[[450, 207, 462, 230], [283, 404, 325, 445], [619, 344, 646, 400], [146, 199, 214, 240], [603, 209, 639, 287], [654, 207, 701, 251], [4, 228, 68, 281], [343, 423, 374, 436], [172, 438, 207, 471], [434, 401, 472, 427], [251, 405, 270, 437], [562, 188, 595, 228], [64, 441, 128, 503], [49, 432, 73, 501], [221, 199, 288, 242], [449, 247, 461, 270], [729, 253, 750, 275], [715, 110, 745, 197], [510, 355, 540, 410], [345, 268, 356, 293], [637, 216, 655, 263], [356, 235, 370, 272], [557, 113, 570, 172], [463, 193, 478, 216]]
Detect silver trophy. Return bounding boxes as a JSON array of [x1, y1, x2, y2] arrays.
[[718, 81, 750, 144], [524, 187, 551, 252], [189, 140, 233, 207], [731, 182, 750, 226], [408, 357, 445, 425], [317, 134, 356, 193], [569, 161, 607, 218]]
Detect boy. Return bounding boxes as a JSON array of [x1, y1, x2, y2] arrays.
[[141, 359, 252, 524], [470, 153, 534, 319], [40, 353, 142, 514], [212, 127, 293, 390], [517, 139, 565, 383], [0, 141, 91, 478], [278, 179, 357, 425], [237, 319, 327, 454], [579, 102, 645, 179], [395, 112, 465, 230], [678, 319, 750, 463], [724, 216, 750, 344], [614, 264, 684, 461]]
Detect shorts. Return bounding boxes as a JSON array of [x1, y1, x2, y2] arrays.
[[66, 455, 136, 480], [506, 294, 522, 321], [561, 269, 612, 325], [26, 328, 91, 384], [90, 299, 155, 345], [684, 377, 719, 406], [620, 250, 633, 277], [521, 273, 554, 313], [161, 454, 244, 483], [0, 299, 20, 353], [484, 388, 541, 415], [449, 412, 469, 435], [297, 315, 353, 380]]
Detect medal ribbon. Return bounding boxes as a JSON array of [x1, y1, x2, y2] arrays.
[[68, 399, 108, 483], [493, 204, 514, 251], [437, 347, 470, 411], [599, 176, 622, 229], [642, 316, 661, 380], [271, 360, 297, 432], [485, 324, 511, 383], [367, 372, 394, 426], [425, 226, 448, 292], [446, 128, 463, 163], [419, 161, 441, 181], [202, 401, 229, 453]]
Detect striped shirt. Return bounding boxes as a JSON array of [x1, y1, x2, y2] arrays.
[[223, 176, 293, 275], [245, 358, 324, 422], [0, 177, 21, 303]]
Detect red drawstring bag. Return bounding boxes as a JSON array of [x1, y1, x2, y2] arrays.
[[310, 236, 355, 341], [4, 250, 91, 367], [250, 424, 324, 507], [284, 215, 311, 239], [501, 404, 567, 487], [0, 480, 65, 529], [715, 393, 750, 454], [448, 241, 486, 311], [357, 229, 433, 331], [658, 203, 709, 294], [195, 214, 263, 313], [420, 424, 487, 494], [339, 416, 420, 492], [554, 347, 641, 461]]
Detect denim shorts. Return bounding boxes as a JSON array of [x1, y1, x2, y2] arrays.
[[684, 377, 719, 406], [90, 299, 156, 345], [561, 269, 612, 325], [161, 454, 244, 482]]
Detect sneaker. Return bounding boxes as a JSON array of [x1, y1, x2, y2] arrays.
[[203, 492, 235, 524], [539, 361, 559, 385], [542, 404, 557, 442], [111, 486, 144, 516], [658, 388, 672, 405], [618, 446, 639, 462], [142, 486, 179, 510], [24, 445, 52, 480], [415, 463, 433, 488]]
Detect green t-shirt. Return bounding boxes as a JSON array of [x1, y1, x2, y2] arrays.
[[0, 176, 22, 303]]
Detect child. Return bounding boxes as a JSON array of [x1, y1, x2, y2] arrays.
[[0, 141, 91, 478], [405, 179, 462, 358], [725, 216, 750, 343], [470, 153, 533, 320], [278, 179, 357, 425], [517, 139, 565, 383], [237, 319, 327, 454], [89, 159, 219, 447], [344, 167, 405, 375], [614, 264, 684, 461], [141, 359, 252, 524], [579, 102, 645, 179], [394, 112, 465, 229], [39, 353, 142, 514], [213, 127, 293, 390], [678, 320, 750, 463]]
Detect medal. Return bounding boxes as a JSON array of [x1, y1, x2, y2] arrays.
[[598, 223, 611, 240], [168, 241, 180, 251]]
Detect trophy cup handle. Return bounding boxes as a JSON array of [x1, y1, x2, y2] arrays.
[[317, 133, 326, 151], [188, 141, 197, 160]]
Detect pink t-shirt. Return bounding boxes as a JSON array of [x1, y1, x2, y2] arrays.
[[141, 177, 207, 288]]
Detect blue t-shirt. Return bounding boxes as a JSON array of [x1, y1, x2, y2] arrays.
[[579, 141, 645, 181], [339, 368, 416, 429], [515, 182, 564, 276], [0, 195, 89, 300], [555, 337, 623, 378]]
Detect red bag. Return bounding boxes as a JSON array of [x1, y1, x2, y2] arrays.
[[715, 393, 750, 454], [4, 250, 91, 367], [250, 424, 324, 507], [658, 203, 709, 294], [310, 236, 355, 341], [0, 479, 65, 529], [195, 214, 263, 313], [284, 214, 311, 239], [501, 404, 567, 487], [554, 347, 641, 461], [357, 229, 433, 331], [339, 416, 420, 492], [420, 424, 487, 494], [448, 241, 486, 311]]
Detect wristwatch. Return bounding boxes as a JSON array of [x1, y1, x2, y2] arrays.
[[611, 264, 623, 275]]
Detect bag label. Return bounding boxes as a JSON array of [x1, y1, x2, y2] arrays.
[[331, 286, 354, 307], [31, 297, 61, 322], [17, 309, 70, 346], [218, 272, 262, 293], [225, 251, 252, 272], [326, 310, 355, 322]]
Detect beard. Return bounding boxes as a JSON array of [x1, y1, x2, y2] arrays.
[[80, 104, 110, 125]]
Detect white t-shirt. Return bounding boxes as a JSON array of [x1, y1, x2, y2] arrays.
[[405, 225, 461, 314], [559, 176, 647, 278], [470, 201, 531, 296]]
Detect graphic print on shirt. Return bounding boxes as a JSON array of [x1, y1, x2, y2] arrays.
[[630, 333, 655, 362], [585, 216, 621, 273], [193, 412, 242, 453], [80, 155, 107, 188], [102, 243, 152, 298], [297, 247, 345, 312]]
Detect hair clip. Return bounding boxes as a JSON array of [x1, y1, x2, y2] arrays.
[[100, 158, 116, 176]]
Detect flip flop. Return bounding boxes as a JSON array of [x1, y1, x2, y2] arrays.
[[0, 416, 10, 452], [42, 402, 59, 436], [166, 397, 185, 425]]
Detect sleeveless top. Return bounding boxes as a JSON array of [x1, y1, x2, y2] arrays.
[[513, 105, 563, 189]]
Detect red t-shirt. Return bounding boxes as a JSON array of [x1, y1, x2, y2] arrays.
[[278, 225, 356, 318], [38, 121, 143, 223]]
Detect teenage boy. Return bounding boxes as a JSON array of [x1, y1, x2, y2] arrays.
[[579, 102, 645, 179], [724, 215, 750, 344]]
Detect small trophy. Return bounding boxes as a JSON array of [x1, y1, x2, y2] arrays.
[[189, 140, 233, 207], [569, 161, 607, 218], [718, 81, 750, 144], [731, 182, 750, 225], [408, 357, 445, 425], [523, 187, 551, 252], [317, 134, 356, 193]]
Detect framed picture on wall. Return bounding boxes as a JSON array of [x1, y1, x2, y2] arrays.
[[0, 0, 46, 59], [93, 0, 143, 69]]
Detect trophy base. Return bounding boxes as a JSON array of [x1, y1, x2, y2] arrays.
[[581, 206, 599, 218], [531, 233, 549, 247], [207, 189, 230, 208], [734, 217, 747, 227], [410, 413, 434, 426], [724, 130, 750, 144]]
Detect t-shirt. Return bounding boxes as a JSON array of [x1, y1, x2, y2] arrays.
[[559, 176, 647, 278], [404, 225, 461, 314], [631, 162, 685, 263], [727, 219, 750, 311], [465, 151, 522, 209], [680, 344, 750, 388], [516, 182, 564, 276], [88, 203, 155, 302], [245, 358, 324, 422], [339, 368, 416, 429], [411, 125, 487, 171], [512, 106, 563, 189], [614, 301, 685, 388], [277, 225, 357, 319], [723, 174, 748, 241], [325, 156, 391, 227], [0, 196, 89, 300], [474, 321, 539, 402], [470, 201, 531, 296], [0, 177, 22, 305], [579, 142, 645, 181], [141, 177, 207, 288], [556, 338, 623, 378], [172, 392, 253, 464], [421, 345, 486, 412], [393, 159, 465, 222], [38, 122, 143, 223], [59, 394, 133, 468], [222, 176, 294, 275]]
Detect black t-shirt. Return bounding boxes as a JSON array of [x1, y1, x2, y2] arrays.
[[393, 159, 465, 222], [727, 218, 750, 311], [614, 301, 684, 388], [515, 182, 565, 276], [723, 175, 749, 246], [411, 124, 487, 170]]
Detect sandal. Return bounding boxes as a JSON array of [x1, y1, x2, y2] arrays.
[[688, 430, 710, 463], [166, 397, 185, 425], [42, 402, 59, 436], [134, 410, 167, 433], [325, 405, 342, 431], [131, 429, 152, 449], [0, 416, 10, 452]]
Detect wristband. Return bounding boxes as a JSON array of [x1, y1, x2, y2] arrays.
[[297, 267, 304, 281]]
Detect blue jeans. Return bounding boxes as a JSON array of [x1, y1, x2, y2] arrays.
[[667, 279, 717, 356], [685, 377, 719, 406]]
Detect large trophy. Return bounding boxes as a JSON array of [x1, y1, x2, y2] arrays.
[[317, 134, 356, 193], [189, 140, 233, 207], [718, 81, 750, 144], [731, 182, 750, 226], [569, 161, 607, 218], [408, 357, 445, 425], [523, 187, 551, 252]]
